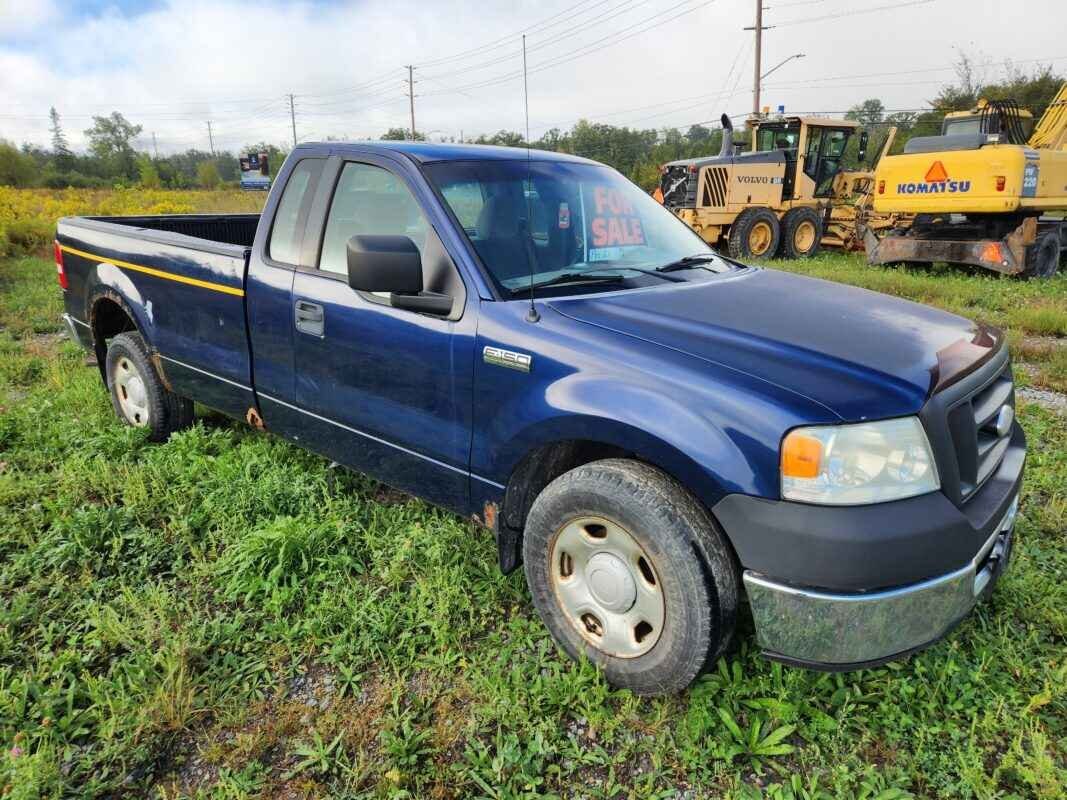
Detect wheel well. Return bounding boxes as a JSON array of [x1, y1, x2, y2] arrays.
[[500, 440, 634, 535], [89, 294, 137, 378]]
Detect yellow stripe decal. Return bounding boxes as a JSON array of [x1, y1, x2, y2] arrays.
[[59, 244, 245, 297]]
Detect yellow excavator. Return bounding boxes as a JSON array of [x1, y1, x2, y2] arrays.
[[865, 82, 1067, 277]]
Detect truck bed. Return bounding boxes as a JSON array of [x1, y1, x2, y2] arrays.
[[62, 213, 260, 255], [57, 213, 258, 419]]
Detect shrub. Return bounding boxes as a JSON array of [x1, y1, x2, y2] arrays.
[[5, 218, 54, 255]]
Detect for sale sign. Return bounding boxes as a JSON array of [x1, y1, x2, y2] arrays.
[[584, 185, 646, 261]]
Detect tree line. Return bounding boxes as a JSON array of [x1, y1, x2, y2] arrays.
[[0, 109, 289, 190], [1, 60, 1060, 192]]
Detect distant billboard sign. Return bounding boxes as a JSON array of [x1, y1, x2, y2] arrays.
[[239, 151, 271, 191]]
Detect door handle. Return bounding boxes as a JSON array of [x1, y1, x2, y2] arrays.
[[294, 299, 325, 336]]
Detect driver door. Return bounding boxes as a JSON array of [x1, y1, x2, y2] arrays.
[[281, 156, 476, 512]]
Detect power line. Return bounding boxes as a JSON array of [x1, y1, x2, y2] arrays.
[[421, 0, 647, 82], [417, 0, 612, 68], [772, 0, 936, 26], [422, 0, 717, 97]]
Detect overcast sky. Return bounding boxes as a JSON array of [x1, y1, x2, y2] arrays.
[[1, 0, 1064, 155]]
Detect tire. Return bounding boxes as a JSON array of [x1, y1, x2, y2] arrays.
[[105, 332, 194, 442], [1021, 231, 1060, 278], [778, 207, 823, 259], [522, 459, 739, 695], [727, 207, 781, 260]]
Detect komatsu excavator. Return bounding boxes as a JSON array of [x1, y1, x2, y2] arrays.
[[865, 82, 1067, 277]]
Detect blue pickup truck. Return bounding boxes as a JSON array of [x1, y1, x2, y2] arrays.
[[55, 142, 1025, 695]]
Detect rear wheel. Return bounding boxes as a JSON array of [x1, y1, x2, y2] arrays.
[[727, 208, 781, 260], [105, 332, 194, 441], [779, 207, 823, 259], [523, 459, 739, 695], [1022, 231, 1060, 278]]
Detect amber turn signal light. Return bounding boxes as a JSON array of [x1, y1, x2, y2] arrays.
[[781, 432, 822, 479]]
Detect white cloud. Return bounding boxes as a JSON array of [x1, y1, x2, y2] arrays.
[[0, 0, 58, 37], [0, 0, 1064, 155]]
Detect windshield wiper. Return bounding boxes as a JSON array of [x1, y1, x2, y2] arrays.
[[510, 265, 684, 297], [656, 254, 722, 273], [511, 271, 626, 296]]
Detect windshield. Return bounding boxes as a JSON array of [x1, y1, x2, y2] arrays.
[[942, 115, 1035, 139], [424, 159, 726, 294]]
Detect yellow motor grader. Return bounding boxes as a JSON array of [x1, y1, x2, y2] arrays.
[[658, 113, 905, 259]]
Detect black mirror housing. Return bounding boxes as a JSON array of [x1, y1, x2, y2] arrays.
[[857, 131, 869, 164], [346, 235, 423, 294]]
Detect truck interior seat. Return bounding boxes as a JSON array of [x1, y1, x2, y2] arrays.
[[474, 190, 535, 283]]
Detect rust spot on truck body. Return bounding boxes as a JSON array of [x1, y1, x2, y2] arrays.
[[246, 407, 265, 429]]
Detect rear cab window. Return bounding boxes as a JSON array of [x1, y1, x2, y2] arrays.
[[268, 159, 324, 264]]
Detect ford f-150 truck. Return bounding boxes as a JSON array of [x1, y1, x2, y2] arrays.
[[55, 142, 1025, 695]]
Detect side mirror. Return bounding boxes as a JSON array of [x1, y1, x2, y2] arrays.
[[857, 131, 869, 164], [345, 235, 452, 316]]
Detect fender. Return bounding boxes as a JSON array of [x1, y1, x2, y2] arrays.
[[488, 372, 789, 511]]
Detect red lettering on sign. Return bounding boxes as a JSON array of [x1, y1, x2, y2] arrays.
[[586, 185, 647, 250], [591, 217, 608, 247]]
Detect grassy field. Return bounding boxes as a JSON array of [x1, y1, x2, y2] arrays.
[[0, 245, 1064, 798]]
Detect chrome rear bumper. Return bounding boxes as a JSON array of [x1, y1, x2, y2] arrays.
[[743, 496, 1018, 669]]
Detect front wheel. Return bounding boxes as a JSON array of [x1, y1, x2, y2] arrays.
[[523, 459, 739, 695]]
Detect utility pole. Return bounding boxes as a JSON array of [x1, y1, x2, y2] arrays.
[[206, 121, 215, 155], [151, 132, 158, 159], [405, 65, 416, 140], [743, 0, 774, 117], [288, 93, 297, 147]]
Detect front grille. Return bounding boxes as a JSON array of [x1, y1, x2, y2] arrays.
[[701, 167, 729, 208], [661, 167, 697, 209], [945, 363, 1014, 501]]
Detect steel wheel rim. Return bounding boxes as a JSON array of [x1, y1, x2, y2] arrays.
[[549, 516, 665, 658], [749, 221, 773, 256], [794, 220, 816, 252], [113, 357, 150, 427]]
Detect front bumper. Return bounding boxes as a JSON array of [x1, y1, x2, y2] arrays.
[[741, 496, 1017, 669]]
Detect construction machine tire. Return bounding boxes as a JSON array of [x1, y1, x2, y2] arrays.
[[1022, 231, 1060, 279], [779, 208, 823, 259], [727, 208, 781, 261]]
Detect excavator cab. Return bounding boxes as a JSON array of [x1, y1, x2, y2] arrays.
[[941, 101, 1035, 143]]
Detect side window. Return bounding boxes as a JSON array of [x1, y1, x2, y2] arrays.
[[268, 159, 323, 264], [441, 181, 485, 233], [319, 162, 430, 275]]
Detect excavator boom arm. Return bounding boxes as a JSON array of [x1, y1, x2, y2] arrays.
[[1029, 81, 1067, 151]]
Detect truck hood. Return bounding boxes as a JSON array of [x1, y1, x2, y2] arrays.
[[547, 268, 986, 421]]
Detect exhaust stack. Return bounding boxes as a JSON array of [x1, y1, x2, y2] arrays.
[[719, 114, 734, 157]]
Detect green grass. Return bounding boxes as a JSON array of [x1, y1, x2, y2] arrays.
[[0, 254, 1064, 799]]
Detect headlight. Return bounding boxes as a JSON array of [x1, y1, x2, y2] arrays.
[[781, 417, 939, 505]]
